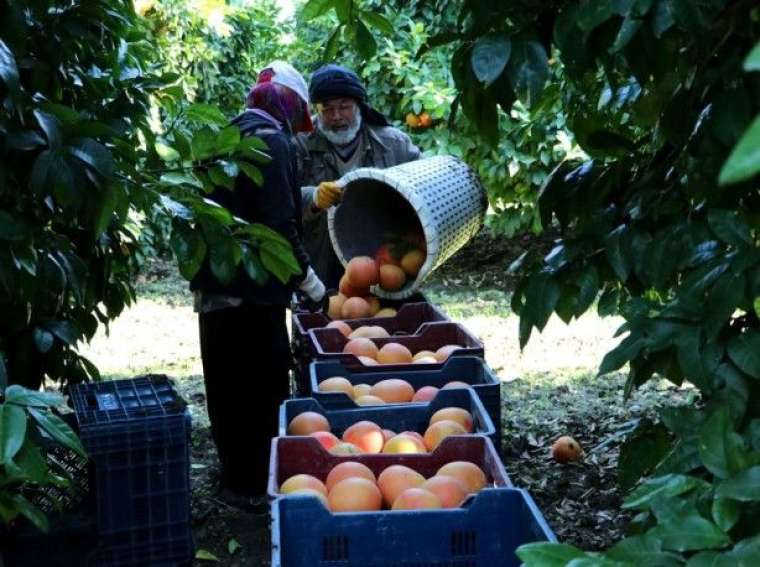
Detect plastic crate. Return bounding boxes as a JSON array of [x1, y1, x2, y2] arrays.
[[267, 435, 510, 499], [271, 487, 555, 567], [303, 321, 484, 377], [68, 375, 194, 566], [279, 387, 495, 444], [309, 357, 501, 439]]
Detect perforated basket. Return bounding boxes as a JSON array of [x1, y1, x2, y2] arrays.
[[328, 156, 488, 299]]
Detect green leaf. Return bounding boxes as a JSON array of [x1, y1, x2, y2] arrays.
[[707, 210, 751, 247], [324, 26, 342, 60], [0, 404, 27, 464], [652, 0, 675, 36], [598, 334, 644, 375], [698, 406, 747, 479], [208, 232, 242, 286], [94, 186, 119, 237], [214, 126, 241, 155], [0, 352, 7, 394], [4, 385, 63, 407], [28, 407, 86, 459], [32, 328, 54, 354], [506, 40, 549, 107], [155, 142, 181, 162], [300, 0, 334, 21], [515, 542, 586, 566], [610, 16, 643, 52], [227, 538, 241, 554], [470, 34, 511, 87], [716, 466, 760, 501], [719, 116, 760, 185], [238, 161, 263, 186], [34, 110, 62, 150], [195, 549, 220, 561], [185, 103, 227, 126], [652, 513, 730, 552], [0, 210, 29, 241], [361, 11, 393, 36], [208, 165, 235, 190], [9, 435, 49, 483], [712, 498, 739, 532], [191, 127, 217, 160], [170, 223, 207, 281], [241, 246, 268, 286], [160, 172, 203, 189], [260, 241, 301, 284], [355, 19, 377, 60], [618, 420, 671, 490], [623, 474, 706, 510], [10, 493, 48, 533], [727, 535, 760, 564], [68, 138, 114, 180], [744, 42, 760, 71], [45, 321, 78, 345], [726, 331, 760, 378], [605, 225, 632, 282], [0, 39, 20, 95], [705, 273, 745, 340], [606, 534, 680, 564]]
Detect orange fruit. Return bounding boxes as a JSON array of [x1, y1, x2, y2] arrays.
[[442, 381, 471, 390], [326, 320, 352, 337], [341, 297, 372, 319], [326, 461, 376, 491], [318, 376, 355, 398], [429, 407, 474, 432], [382, 433, 425, 454], [374, 308, 397, 318], [376, 343, 413, 364], [392, 487, 442, 510], [346, 256, 379, 289], [377, 465, 425, 506], [435, 344, 461, 362], [379, 264, 406, 291], [342, 421, 385, 454], [400, 249, 425, 277], [280, 474, 328, 497], [369, 379, 415, 403], [339, 274, 368, 298], [436, 461, 487, 494], [423, 420, 467, 451], [328, 294, 347, 319], [420, 475, 468, 508], [349, 325, 390, 339], [328, 478, 382, 512], [310, 430, 340, 451], [551, 436, 584, 463], [412, 386, 439, 402], [418, 112, 432, 128], [355, 394, 385, 406], [330, 442, 364, 455], [343, 338, 379, 359], [405, 113, 420, 128], [352, 383, 372, 398], [288, 412, 330, 435]]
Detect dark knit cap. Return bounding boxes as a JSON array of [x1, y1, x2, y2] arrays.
[[309, 64, 389, 127]]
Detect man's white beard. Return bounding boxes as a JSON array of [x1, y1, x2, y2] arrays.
[[319, 112, 363, 146]]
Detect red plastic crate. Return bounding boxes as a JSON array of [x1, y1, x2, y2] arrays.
[[267, 435, 510, 499]]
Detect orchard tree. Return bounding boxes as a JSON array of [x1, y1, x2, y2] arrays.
[[305, 0, 760, 563]]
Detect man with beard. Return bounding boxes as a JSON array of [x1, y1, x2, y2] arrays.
[[296, 64, 421, 289]]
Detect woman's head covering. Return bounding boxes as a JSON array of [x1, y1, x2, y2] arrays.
[[309, 64, 389, 127], [246, 61, 313, 133]]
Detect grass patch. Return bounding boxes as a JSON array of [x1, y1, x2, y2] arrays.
[[423, 284, 511, 318]]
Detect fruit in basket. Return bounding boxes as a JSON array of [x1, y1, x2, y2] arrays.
[[374, 307, 397, 318], [369, 378, 415, 403], [392, 487, 442, 510], [423, 420, 467, 451], [355, 394, 385, 405], [377, 465, 425, 506], [376, 343, 413, 364], [326, 320, 352, 337], [330, 442, 364, 455], [288, 412, 330, 435], [436, 462, 487, 494], [341, 296, 372, 319], [349, 325, 390, 339], [280, 474, 328, 497], [375, 243, 400, 267], [379, 264, 406, 291], [382, 433, 426, 454], [310, 430, 340, 451], [551, 436, 584, 464], [339, 274, 368, 298], [328, 294, 347, 319], [412, 385, 439, 402], [346, 256, 380, 289], [442, 380, 471, 390], [318, 376, 355, 398], [435, 344, 462, 362], [343, 338, 379, 359], [353, 383, 372, 398], [429, 407, 474, 433], [421, 476, 468, 508], [400, 249, 425, 277], [328, 477, 382, 512], [365, 296, 381, 315], [326, 461, 376, 491], [343, 421, 385, 454]]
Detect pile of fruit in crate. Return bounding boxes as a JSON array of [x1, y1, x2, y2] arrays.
[[317, 376, 471, 405]]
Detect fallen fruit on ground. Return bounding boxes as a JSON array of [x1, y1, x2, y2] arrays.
[[551, 435, 584, 463]]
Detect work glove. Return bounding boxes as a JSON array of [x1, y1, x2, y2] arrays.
[[313, 181, 342, 210], [298, 267, 327, 312]]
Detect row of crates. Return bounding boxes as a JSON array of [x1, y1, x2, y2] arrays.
[[273, 299, 557, 566]]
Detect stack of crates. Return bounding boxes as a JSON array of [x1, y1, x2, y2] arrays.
[[69, 375, 194, 566], [273, 298, 556, 566]]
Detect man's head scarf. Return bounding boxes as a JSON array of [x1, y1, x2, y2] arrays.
[[309, 64, 389, 127]]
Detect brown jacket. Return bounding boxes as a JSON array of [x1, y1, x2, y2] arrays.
[[296, 122, 421, 288]]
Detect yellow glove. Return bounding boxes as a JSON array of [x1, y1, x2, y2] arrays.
[[314, 181, 342, 210]]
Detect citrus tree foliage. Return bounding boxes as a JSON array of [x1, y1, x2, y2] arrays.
[[0, 0, 301, 527], [299, 0, 581, 235], [312, 0, 760, 563]]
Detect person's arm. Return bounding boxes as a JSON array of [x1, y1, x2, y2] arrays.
[[397, 130, 422, 163]]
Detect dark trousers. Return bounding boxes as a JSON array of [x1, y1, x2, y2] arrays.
[[198, 303, 291, 497]]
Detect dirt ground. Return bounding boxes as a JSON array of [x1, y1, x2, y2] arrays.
[[77, 230, 690, 565]]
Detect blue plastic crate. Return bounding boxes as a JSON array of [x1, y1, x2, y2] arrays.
[[271, 487, 555, 566], [69, 375, 194, 566], [309, 357, 501, 441], [279, 387, 496, 445]]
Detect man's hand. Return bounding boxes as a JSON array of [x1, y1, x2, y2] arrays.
[[314, 181, 342, 209]]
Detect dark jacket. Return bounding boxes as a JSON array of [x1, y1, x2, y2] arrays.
[[191, 111, 310, 306], [295, 122, 421, 288]]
